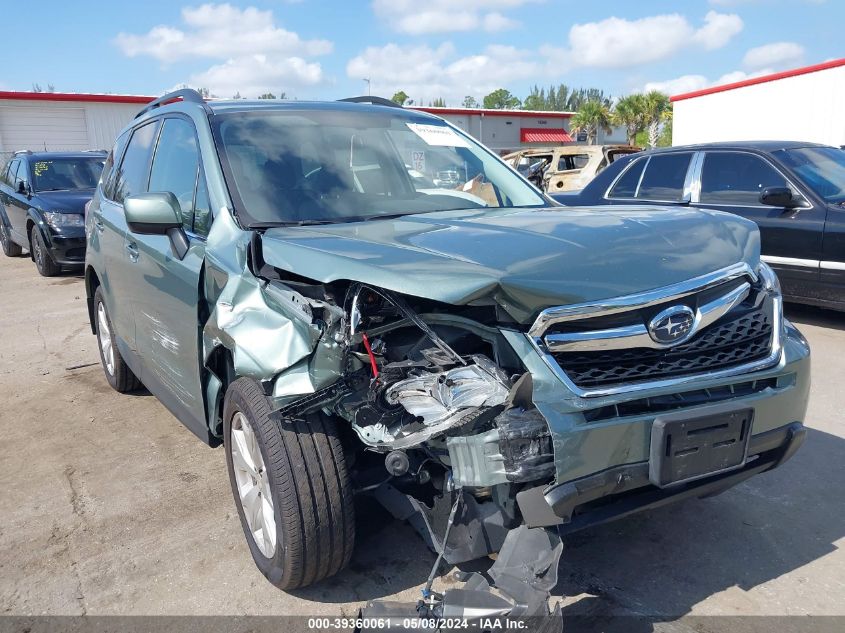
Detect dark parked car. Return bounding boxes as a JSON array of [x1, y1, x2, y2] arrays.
[[0, 150, 106, 275], [551, 141, 845, 311]]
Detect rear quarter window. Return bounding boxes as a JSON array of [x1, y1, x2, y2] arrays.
[[607, 157, 646, 199]]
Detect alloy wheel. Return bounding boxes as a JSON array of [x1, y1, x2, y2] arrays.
[[97, 302, 115, 376], [230, 412, 277, 558]]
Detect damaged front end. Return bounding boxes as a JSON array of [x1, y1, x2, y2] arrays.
[[204, 237, 565, 624]]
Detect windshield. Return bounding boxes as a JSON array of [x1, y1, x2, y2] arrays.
[[776, 146, 845, 203], [212, 109, 547, 226], [32, 158, 104, 192]]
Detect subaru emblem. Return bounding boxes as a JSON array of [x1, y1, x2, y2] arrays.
[[648, 305, 696, 345]]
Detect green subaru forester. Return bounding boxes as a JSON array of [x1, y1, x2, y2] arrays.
[[85, 90, 810, 621]]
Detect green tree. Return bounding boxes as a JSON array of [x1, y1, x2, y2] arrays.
[[643, 91, 671, 148], [391, 90, 409, 105], [612, 93, 647, 145], [258, 92, 276, 99], [522, 85, 546, 110], [430, 97, 446, 107], [232, 91, 242, 99], [570, 100, 612, 145], [483, 88, 521, 110], [461, 95, 478, 108]]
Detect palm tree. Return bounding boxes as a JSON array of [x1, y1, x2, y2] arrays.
[[643, 91, 671, 148], [613, 94, 646, 146], [570, 100, 612, 145]]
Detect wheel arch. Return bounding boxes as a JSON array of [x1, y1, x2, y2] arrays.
[[85, 266, 101, 335]]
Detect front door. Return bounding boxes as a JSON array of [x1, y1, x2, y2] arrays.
[[695, 150, 825, 297], [126, 116, 208, 440]]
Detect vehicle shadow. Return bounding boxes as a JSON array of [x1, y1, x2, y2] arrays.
[[554, 425, 845, 627], [785, 302, 845, 332], [293, 426, 844, 616]]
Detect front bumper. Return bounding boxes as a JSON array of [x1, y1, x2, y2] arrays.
[[498, 319, 810, 529], [43, 226, 86, 265], [518, 420, 805, 531]]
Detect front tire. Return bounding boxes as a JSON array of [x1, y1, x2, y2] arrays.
[[223, 378, 355, 590], [0, 222, 22, 257], [30, 226, 60, 276], [93, 286, 142, 393]]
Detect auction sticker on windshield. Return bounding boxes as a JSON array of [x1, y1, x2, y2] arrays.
[[407, 123, 470, 148]]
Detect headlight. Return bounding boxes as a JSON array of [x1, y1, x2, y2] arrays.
[[43, 211, 84, 229], [758, 261, 782, 296]]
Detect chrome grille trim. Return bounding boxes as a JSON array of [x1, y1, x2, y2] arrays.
[[544, 280, 750, 353], [529, 263, 783, 398], [529, 262, 757, 338]]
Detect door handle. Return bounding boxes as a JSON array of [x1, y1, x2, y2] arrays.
[[94, 218, 105, 233], [125, 241, 139, 262]]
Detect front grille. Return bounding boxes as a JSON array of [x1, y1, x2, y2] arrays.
[[552, 300, 772, 388]]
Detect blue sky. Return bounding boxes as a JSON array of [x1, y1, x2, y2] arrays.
[[3, 0, 841, 105]]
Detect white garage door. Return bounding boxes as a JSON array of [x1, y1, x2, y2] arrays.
[[0, 106, 90, 153]]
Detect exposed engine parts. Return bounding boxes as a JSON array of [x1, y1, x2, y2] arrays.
[[259, 275, 561, 622]]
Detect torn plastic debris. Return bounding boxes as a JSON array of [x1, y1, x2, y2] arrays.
[[355, 524, 563, 632]]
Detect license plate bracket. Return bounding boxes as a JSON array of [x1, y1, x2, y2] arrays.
[[649, 404, 754, 488]]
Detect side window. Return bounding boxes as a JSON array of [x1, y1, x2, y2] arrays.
[[102, 131, 131, 201], [636, 153, 693, 202], [148, 118, 200, 231], [5, 159, 20, 187], [608, 157, 646, 199], [700, 152, 788, 205], [16, 160, 30, 186], [113, 121, 157, 204]]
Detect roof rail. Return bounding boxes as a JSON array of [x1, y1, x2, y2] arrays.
[[338, 95, 402, 108], [135, 88, 211, 119], [13, 149, 33, 156]]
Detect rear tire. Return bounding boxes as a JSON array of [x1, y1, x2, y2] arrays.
[[0, 222, 22, 257], [223, 378, 355, 589], [31, 226, 60, 276], [93, 286, 142, 393]]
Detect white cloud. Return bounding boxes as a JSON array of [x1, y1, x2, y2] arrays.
[[189, 54, 323, 97], [372, 0, 536, 34], [743, 41, 805, 69], [114, 4, 332, 97], [643, 69, 773, 96], [115, 4, 332, 61], [692, 10, 744, 50], [346, 42, 539, 104], [547, 11, 742, 69]]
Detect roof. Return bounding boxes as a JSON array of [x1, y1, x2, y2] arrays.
[[204, 100, 440, 120], [647, 140, 831, 154], [13, 150, 107, 160], [520, 128, 573, 143], [671, 57, 845, 102]]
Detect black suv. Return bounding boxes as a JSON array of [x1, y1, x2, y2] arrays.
[[0, 150, 106, 275], [552, 141, 845, 311]]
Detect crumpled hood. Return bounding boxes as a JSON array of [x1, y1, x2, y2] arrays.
[[260, 206, 760, 324], [34, 189, 94, 214]]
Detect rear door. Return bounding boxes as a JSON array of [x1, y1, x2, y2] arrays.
[[93, 121, 158, 360], [127, 115, 209, 439], [6, 159, 32, 242], [1, 159, 21, 239], [605, 151, 698, 205], [694, 150, 824, 291]]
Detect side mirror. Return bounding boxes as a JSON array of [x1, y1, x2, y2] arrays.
[[124, 192, 182, 234], [124, 192, 189, 259], [759, 186, 800, 208]]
